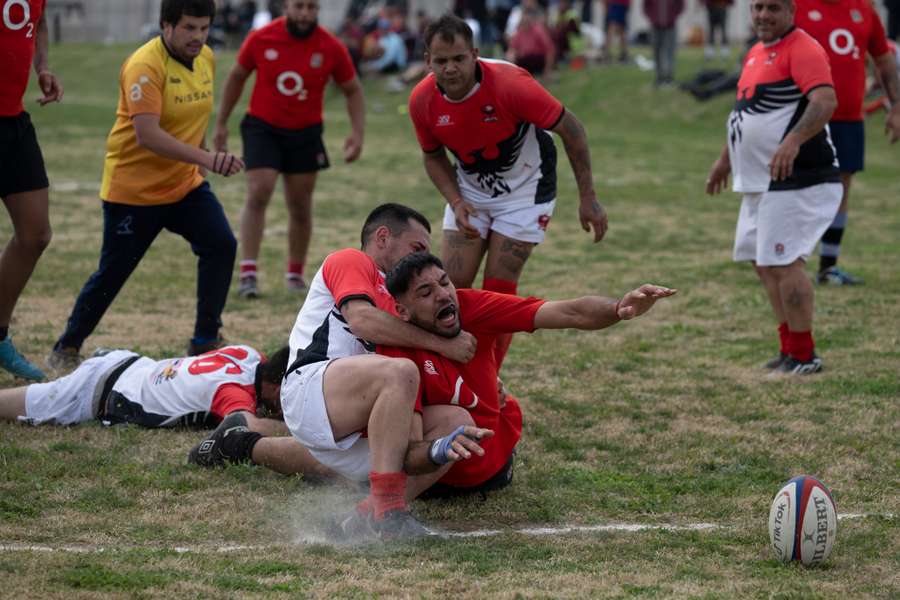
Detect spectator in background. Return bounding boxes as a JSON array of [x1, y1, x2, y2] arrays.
[[702, 0, 732, 59], [504, 0, 541, 44], [489, 0, 514, 52], [553, 0, 581, 63], [507, 8, 556, 77], [361, 8, 408, 74], [237, 0, 257, 36], [643, 0, 684, 87], [887, 0, 900, 40], [603, 0, 631, 63], [339, 13, 366, 70]]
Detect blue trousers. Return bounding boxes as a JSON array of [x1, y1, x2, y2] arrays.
[[56, 182, 236, 350]]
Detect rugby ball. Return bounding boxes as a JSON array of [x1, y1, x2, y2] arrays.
[[768, 475, 837, 565]]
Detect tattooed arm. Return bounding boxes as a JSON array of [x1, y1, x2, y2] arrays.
[[550, 109, 608, 242], [873, 50, 900, 143], [769, 86, 837, 181]]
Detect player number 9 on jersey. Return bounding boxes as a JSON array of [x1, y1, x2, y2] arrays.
[[276, 71, 309, 101], [3, 0, 33, 37]]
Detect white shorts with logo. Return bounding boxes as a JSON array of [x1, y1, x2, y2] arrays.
[[280, 358, 371, 482], [23, 350, 138, 426], [733, 183, 841, 267], [442, 199, 556, 244]]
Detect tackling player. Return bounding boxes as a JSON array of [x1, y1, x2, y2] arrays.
[[214, 0, 365, 298], [706, 0, 842, 375], [0, 0, 62, 380], [794, 0, 900, 285], [381, 252, 675, 497], [408, 14, 608, 367], [48, 0, 244, 371], [0, 345, 296, 437]]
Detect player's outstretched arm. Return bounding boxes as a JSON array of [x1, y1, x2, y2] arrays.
[[706, 144, 731, 195], [533, 284, 677, 330], [339, 76, 365, 162], [133, 114, 244, 176], [873, 51, 900, 143], [550, 110, 608, 243], [342, 299, 477, 363], [34, 13, 62, 106], [213, 63, 252, 152]]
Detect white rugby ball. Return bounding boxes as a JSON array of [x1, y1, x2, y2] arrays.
[[768, 475, 837, 565]]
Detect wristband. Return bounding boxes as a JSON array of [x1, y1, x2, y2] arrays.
[[428, 425, 469, 465]]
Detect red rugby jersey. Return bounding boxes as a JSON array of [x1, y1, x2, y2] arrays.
[[795, 0, 890, 121], [728, 27, 839, 192], [0, 0, 44, 116], [409, 59, 564, 209], [237, 18, 356, 130], [380, 289, 545, 487]]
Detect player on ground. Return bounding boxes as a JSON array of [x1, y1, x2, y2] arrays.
[[0, 0, 62, 380], [706, 0, 842, 375], [794, 0, 900, 285], [188, 203, 487, 541], [214, 0, 365, 298], [0, 345, 295, 438], [381, 252, 675, 497], [408, 14, 608, 367], [48, 0, 244, 371]]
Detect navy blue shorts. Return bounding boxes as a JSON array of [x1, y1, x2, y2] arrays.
[[829, 120, 864, 173], [0, 112, 49, 198], [241, 114, 329, 174], [605, 3, 629, 27]]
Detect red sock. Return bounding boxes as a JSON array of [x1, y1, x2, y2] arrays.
[[483, 278, 518, 367], [778, 322, 789, 355], [239, 260, 257, 277], [787, 330, 814, 362], [368, 471, 407, 520], [287, 260, 304, 277]]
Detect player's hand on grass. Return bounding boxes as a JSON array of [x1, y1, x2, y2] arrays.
[[451, 199, 480, 238], [705, 157, 731, 195], [343, 133, 363, 162], [769, 137, 800, 181], [429, 425, 494, 464], [579, 196, 608, 242], [208, 151, 244, 177], [440, 330, 477, 364], [885, 105, 900, 144], [616, 284, 677, 320], [212, 123, 229, 152], [36, 70, 63, 105]]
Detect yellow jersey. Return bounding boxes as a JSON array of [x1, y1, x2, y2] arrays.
[[101, 37, 214, 205]]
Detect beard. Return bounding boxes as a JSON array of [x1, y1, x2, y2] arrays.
[[287, 17, 317, 39]]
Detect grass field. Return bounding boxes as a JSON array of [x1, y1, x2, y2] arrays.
[[1, 42, 898, 598]]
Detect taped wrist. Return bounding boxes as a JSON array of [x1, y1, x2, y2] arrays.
[[428, 425, 468, 465]]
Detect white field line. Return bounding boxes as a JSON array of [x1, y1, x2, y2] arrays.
[[0, 513, 891, 555]]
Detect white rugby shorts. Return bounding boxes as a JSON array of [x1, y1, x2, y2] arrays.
[[733, 183, 841, 266], [442, 199, 556, 244], [23, 350, 138, 426], [280, 359, 371, 481]]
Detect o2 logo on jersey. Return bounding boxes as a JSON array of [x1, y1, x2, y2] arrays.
[[829, 29, 860, 59], [276, 71, 309, 100], [3, 0, 33, 37]]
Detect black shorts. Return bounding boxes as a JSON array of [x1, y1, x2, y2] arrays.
[[419, 452, 515, 500], [240, 114, 330, 174], [829, 120, 864, 173], [0, 112, 49, 198]]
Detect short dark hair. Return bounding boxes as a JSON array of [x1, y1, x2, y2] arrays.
[[424, 14, 474, 52], [360, 203, 431, 248], [386, 252, 444, 297], [258, 346, 290, 385], [160, 0, 216, 28]]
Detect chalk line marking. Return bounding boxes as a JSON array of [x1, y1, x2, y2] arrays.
[[0, 513, 891, 554]]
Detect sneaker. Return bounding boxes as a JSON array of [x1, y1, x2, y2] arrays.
[[817, 266, 864, 286], [372, 509, 432, 541], [46, 346, 83, 374], [769, 354, 823, 376], [187, 412, 250, 467], [187, 335, 225, 356], [762, 352, 788, 370], [237, 275, 259, 299], [0, 337, 46, 381], [329, 508, 379, 543], [285, 274, 307, 293]]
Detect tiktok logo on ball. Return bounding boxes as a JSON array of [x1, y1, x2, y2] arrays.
[[276, 71, 308, 101]]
